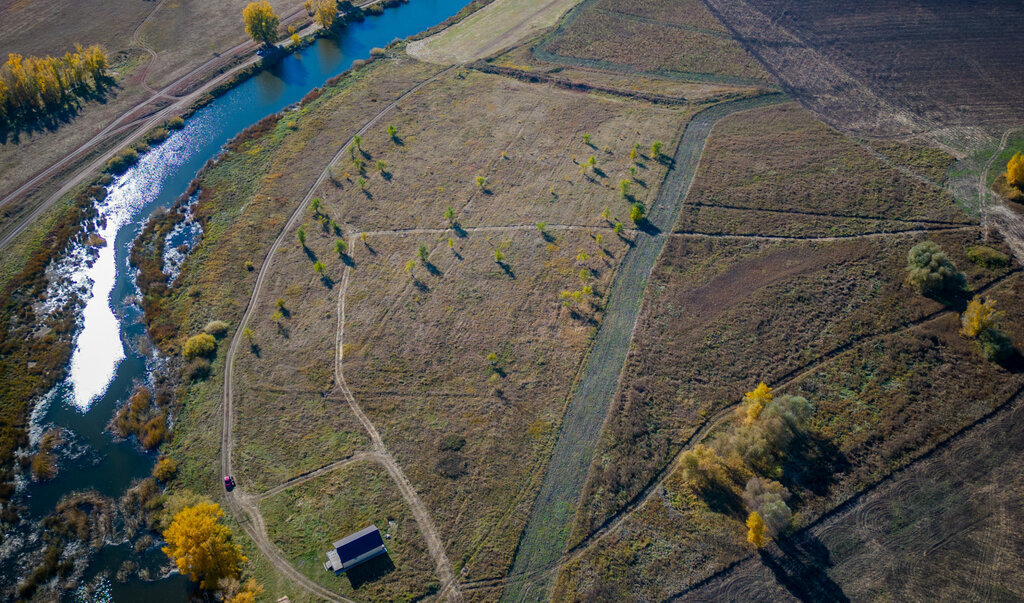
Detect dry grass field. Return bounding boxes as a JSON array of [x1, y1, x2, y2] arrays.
[[675, 103, 970, 238], [552, 101, 1024, 600], [536, 0, 771, 85], [680, 386, 1024, 601], [139, 50, 702, 598], [703, 0, 1024, 137], [259, 460, 439, 601]]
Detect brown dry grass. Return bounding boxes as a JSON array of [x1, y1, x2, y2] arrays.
[[259, 460, 440, 600], [677, 103, 969, 237], [543, 3, 770, 82], [312, 69, 687, 232]]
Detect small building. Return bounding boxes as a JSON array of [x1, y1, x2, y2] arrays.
[[324, 525, 387, 574]]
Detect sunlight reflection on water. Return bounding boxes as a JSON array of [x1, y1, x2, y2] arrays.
[[67, 129, 194, 410]]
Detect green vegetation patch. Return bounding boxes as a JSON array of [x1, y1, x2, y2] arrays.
[[259, 461, 439, 601]]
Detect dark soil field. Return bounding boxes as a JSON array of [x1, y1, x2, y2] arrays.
[[704, 0, 1024, 137]]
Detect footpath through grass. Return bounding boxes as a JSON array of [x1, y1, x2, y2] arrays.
[[502, 92, 786, 601]]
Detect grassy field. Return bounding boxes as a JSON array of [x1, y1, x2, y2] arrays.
[[135, 49, 698, 598], [259, 460, 439, 601], [681, 380, 1024, 601], [676, 103, 970, 237], [536, 0, 771, 84], [407, 0, 580, 64], [552, 102, 1024, 600]]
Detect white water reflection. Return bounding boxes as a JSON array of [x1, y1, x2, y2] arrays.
[[67, 131, 193, 410]]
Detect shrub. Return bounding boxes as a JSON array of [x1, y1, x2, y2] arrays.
[[146, 128, 170, 144], [629, 203, 645, 224], [203, 320, 229, 337], [140, 414, 167, 449], [1008, 152, 1024, 188], [167, 116, 185, 129], [905, 241, 966, 296], [743, 477, 791, 535], [966, 245, 1010, 268], [962, 296, 1014, 361], [185, 359, 212, 381], [183, 333, 216, 359], [439, 434, 466, 451], [297, 226, 306, 246], [153, 457, 178, 481], [104, 147, 140, 174], [31, 453, 56, 480]]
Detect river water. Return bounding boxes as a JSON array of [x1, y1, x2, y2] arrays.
[[5, 0, 468, 598]]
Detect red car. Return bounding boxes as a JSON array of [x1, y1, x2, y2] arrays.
[[224, 475, 235, 491]]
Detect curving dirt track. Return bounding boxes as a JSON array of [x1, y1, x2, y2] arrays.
[[220, 68, 461, 601]]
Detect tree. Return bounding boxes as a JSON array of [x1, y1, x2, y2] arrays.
[[743, 477, 792, 536], [297, 226, 306, 247], [494, 249, 505, 263], [651, 141, 663, 158], [357, 176, 367, 189], [360, 232, 368, 244], [334, 239, 347, 256], [152, 457, 178, 481], [576, 250, 589, 262], [242, 1, 280, 47], [444, 206, 456, 225], [183, 333, 216, 359], [313, 260, 325, 274], [387, 124, 398, 140], [613, 222, 624, 235], [404, 259, 415, 275], [629, 146, 638, 161], [629, 203, 645, 224], [741, 382, 773, 425], [582, 133, 591, 145], [418, 244, 429, 263], [476, 176, 487, 190], [310, 197, 322, 214], [311, 0, 337, 29], [961, 296, 1013, 361], [290, 33, 300, 46], [619, 179, 631, 198], [376, 159, 386, 173], [906, 241, 966, 296], [162, 502, 247, 589], [353, 134, 362, 149], [486, 352, 499, 365], [536, 221, 546, 233], [746, 511, 767, 548], [1008, 152, 1024, 188]]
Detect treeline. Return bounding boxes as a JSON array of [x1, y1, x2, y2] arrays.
[[0, 45, 108, 129]]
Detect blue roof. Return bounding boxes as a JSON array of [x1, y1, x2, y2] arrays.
[[324, 525, 387, 573]]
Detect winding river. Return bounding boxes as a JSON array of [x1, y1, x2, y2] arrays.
[[5, 0, 469, 598]]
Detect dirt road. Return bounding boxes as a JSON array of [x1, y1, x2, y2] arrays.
[[219, 68, 460, 601]]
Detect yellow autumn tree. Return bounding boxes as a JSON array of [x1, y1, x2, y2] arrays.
[[746, 511, 766, 548], [1007, 152, 1024, 189], [740, 382, 773, 425], [312, 0, 338, 29], [961, 296, 999, 338], [162, 502, 247, 589], [242, 1, 280, 46]]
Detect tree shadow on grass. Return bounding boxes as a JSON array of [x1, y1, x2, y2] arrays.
[[303, 246, 318, 262], [759, 535, 849, 603], [424, 261, 442, 277], [497, 261, 515, 279], [781, 432, 850, 500], [453, 223, 468, 238], [636, 220, 661, 237], [346, 553, 396, 589]]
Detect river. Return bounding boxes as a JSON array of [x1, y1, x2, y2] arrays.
[[3, 0, 469, 598]]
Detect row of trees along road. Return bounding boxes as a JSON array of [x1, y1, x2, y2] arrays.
[[243, 0, 338, 47], [0, 46, 108, 128]]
